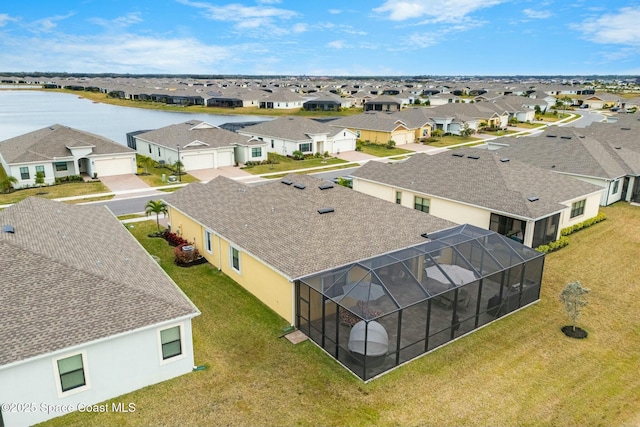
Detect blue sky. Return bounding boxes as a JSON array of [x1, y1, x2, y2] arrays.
[[0, 0, 639, 76]]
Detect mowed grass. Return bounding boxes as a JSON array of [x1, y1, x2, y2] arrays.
[[425, 134, 482, 147], [40, 203, 640, 427], [356, 143, 414, 157], [0, 181, 109, 205], [241, 154, 349, 175]]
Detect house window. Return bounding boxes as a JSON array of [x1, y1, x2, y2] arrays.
[[19, 167, 29, 180], [251, 147, 262, 158], [158, 147, 161, 156], [299, 143, 312, 153], [570, 200, 586, 218], [160, 326, 182, 360], [204, 230, 213, 254], [57, 354, 86, 392], [612, 180, 619, 194], [230, 246, 240, 272], [414, 196, 430, 213], [36, 165, 46, 177], [271, 140, 274, 149], [396, 191, 402, 205], [54, 162, 68, 172]]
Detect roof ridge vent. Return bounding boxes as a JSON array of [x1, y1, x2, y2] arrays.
[[318, 207, 334, 214], [293, 183, 306, 190], [467, 155, 480, 159], [281, 179, 293, 185], [560, 136, 572, 139], [527, 196, 539, 202], [319, 183, 334, 190], [500, 158, 510, 162], [2, 225, 15, 233], [547, 134, 557, 138], [451, 152, 464, 157], [621, 127, 631, 130]]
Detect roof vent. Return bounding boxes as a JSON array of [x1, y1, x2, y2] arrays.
[[293, 183, 306, 190], [2, 225, 15, 234], [451, 152, 464, 157], [281, 179, 293, 185], [621, 127, 631, 130], [467, 155, 480, 160], [420, 232, 429, 239], [500, 158, 510, 162], [527, 197, 539, 202], [615, 146, 622, 150], [319, 183, 334, 190], [560, 136, 572, 140], [578, 135, 585, 138], [317, 207, 334, 214], [547, 134, 557, 138]]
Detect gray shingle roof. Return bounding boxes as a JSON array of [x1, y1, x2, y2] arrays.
[[496, 126, 630, 179], [352, 149, 603, 219], [328, 113, 411, 132], [136, 120, 253, 150], [0, 198, 199, 366], [239, 116, 344, 141], [163, 174, 456, 280], [0, 124, 133, 164]]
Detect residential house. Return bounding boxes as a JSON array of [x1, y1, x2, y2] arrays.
[[363, 95, 403, 112], [302, 92, 350, 111], [0, 125, 136, 188], [259, 90, 305, 109], [495, 126, 633, 206], [163, 174, 546, 380], [130, 120, 267, 171], [0, 197, 200, 427], [238, 116, 357, 156], [426, 103, 509, 135], [579, 93, 623, 110], [351, 149, 603, 248], [327, 113, 416, 145]]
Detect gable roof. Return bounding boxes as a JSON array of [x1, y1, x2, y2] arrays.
[[239, 116, 347, 141], [0, 124, 133, 164], [352, 149, 603, 220], [135, 120, 253, 149], [327, 113, 412, 132], [0, 198, 199, 366], [163, 174, 455, 280]]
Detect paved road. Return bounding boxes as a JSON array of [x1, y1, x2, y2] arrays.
[[561, 110, 606, 128]]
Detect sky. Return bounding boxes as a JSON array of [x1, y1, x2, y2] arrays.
[[0, 0, 639, 76]]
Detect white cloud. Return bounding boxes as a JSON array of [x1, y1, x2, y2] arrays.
[[90, 13, 143, 28], [578, 7, 640, 45], [523, 8, 552, 19], [292, 23, 308, 33], [28, 13, 75, 33], [0, 14, 18, 27], [327, 40, 345, 49], [373, 0, 506, 23], [178, 0, 297, 22], [329, 9, 342, 15], [406, 32, 439, 48]]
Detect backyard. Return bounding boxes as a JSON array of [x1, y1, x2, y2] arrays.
[[40, 202, 640, 427]]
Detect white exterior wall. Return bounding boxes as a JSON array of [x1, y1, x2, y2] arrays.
[[7, 163, 57, 188], [560, 191, 603, 229], [560, 174, 620, 206], [0, 319, 195, 427]]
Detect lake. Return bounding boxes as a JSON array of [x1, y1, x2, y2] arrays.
[[0, 90, 272, 146]]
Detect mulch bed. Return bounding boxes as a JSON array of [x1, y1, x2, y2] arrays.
[[561, 326, 588, 339]]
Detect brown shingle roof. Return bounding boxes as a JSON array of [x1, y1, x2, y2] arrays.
[[0, 198, 199, 366], [136, 120, 253, 150], [163, 174, 456, 280]]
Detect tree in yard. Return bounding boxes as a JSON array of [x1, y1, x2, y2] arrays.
[[145, 199, 168, 233], [35, 171, 45, 186], [460, 123, 474, 137], [431, 129, 443, 139], [0, 175, 18, 193], [385, 139, 396, 149], [560, 280, 590, 332]]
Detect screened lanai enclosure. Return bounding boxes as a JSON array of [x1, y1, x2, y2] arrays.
[[296, 224, 545, 381]]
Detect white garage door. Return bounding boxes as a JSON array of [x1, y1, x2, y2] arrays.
[[94, 157, 135, 176], [183, 153, 214, 171], [216, 151, 235, 167]]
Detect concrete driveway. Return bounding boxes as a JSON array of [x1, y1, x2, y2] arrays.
[[188, 165, 254, 182], [99, 174, 150, 192]]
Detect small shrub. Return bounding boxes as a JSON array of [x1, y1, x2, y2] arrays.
[[355, 145, 362, 151], [292, 150, 304, 160], [386, 140, 396, 149], [174, 243, 201, 265], [560, 213, 607, 236], [536, 245, 550, 254]]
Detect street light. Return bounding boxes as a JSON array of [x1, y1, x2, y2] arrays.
[[176, 144, 181, 182]]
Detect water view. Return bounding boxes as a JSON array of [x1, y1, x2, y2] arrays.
[[0, 90, 271, 146]]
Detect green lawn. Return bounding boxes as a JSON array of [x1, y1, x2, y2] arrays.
[[0, 181, 110, 205], [424, 135, 482, 147], [135, 154, 199, 186], [41, 202, 640, 427], [240, 153, 349, 175], [356, 143, 413, 157]]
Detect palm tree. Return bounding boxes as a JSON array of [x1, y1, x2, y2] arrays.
[[0, 175, 18, 193], [145, 199, 168, 233]]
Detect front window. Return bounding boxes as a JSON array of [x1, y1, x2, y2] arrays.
[[299, 142, 312, 153], [54, 162, 68, 172], [570, 200, 586, 218], [57, 354, 86, 392], [19, 167, 29, 180], [414, 196, 430, 213], [251, 147, 262, 158], [36, 165, 45, 177], [612, 180, 619, 194], [160, 326, 182, 360], [396, 191, 402, 205], [230, 246, 240, 272]]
